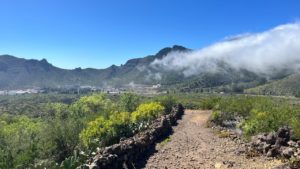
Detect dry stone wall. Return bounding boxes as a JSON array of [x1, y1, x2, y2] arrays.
[[78, 104, 184, 169]]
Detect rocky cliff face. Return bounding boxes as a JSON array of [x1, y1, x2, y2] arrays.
[[78, 104, 184, 169]]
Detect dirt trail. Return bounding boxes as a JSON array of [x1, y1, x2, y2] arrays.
[[142, 110, 283, 169]]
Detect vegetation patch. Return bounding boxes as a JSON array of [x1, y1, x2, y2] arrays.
[[0, 93, 177, 169], [195, 95, 300, 140]]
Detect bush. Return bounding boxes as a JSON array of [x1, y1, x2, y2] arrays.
[[0, 93, 170, 168], [80, 116, 115, 147], [291, 117, 300, 139], [71, 94, 116, 119], [154, 95, 177, 114], [0, 116, 47, 169], [200, 96, 220, 110], [80, 102, 165, 148], [211, 111, 222, 125], [131, 102, 164, 124], [119, 93, 141, 112], [207, 95, 300, 140]]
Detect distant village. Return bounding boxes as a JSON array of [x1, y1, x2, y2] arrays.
[[0, 88, 42, 95], [0, 84, 164, 96]]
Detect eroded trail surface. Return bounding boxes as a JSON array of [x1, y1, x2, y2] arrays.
[[142, 110, 283, 169]]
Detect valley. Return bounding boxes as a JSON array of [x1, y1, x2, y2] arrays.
[[1, 44, 299, 98], [2, 3, 300, 168]]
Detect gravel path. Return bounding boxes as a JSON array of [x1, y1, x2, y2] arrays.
[[142, 110, 283, 169]]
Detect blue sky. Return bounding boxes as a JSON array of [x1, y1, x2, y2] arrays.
[[0, 0, 300, 69]]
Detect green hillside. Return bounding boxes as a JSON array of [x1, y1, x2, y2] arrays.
[[245, 72, 300, 97]]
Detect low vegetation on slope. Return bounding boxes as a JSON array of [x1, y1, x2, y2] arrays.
[[0, 93, 176, 169], [200, 95, 300, 140], [245, 72, 300, 97]]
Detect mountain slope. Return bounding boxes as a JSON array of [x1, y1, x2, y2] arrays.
[[0, 45, 189, 89], [1, 45, 298, 92], [0, 55, 105, 89], [245, 72, 300, 97]]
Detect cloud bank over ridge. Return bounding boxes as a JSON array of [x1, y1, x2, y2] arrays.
[[151, 23, 300, 77]]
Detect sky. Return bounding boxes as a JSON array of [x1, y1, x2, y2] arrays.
[[1, 0, 300, 69]]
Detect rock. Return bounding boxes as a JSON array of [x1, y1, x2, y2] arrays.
[[89, 164, 99, 169], [214, 161, 234, 169], [235, 149, 245, 155], [263, 143, 272, 154], [224, 161, 235, 168], [79, 165, 89, 169], [281, 147, 294, 158], [265, 133, 276, 145], [248, 127, 297, 161], [253, 138, 263, 146], [257, 134, 267, 141], [288, 140, 298, 148], [267, 147, 279, 157], [214, 162, 224, 169], [273, 164, 291, 169], [275, 137, 288, 147], [276, 127, 290, 141]]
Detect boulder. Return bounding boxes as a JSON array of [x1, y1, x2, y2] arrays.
[[288, 141, 298, 148], [277, 127, 291, 141], [247, 126, 300, 164], [280, 147, 295, 158], [276, 137, 288, 147], [263, 143, 272, 154], [266, 133, 276, 145], [267, 147, 279, 157]]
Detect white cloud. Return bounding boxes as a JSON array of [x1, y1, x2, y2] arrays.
[[151, 22, 300, 77]]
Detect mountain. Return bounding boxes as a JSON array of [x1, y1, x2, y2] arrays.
[[0, 45, 189, 89], [1, 45, 298, 93], [245, 72, 300, 97]]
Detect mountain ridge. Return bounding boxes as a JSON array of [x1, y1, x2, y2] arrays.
[[0, 45, 189, 89], [1, 45, 300, 96]]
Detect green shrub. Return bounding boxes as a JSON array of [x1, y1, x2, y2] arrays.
[[211, 111, 222, 125], [289, 115, 300, 140], [131, 102, 164, 124], [119, 93, 141, 113], [0, 93, 172, 168], [200, 96, 220, 110], [80, 116, 115, 147], [154, 95, 177, 114], [207, 95, 300, 140], [80, 102, 164, 148], [0, 116, 47, 169], [71, 94, 116, 119]]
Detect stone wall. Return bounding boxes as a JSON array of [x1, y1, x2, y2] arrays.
[[78, 104, 184, 169]]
